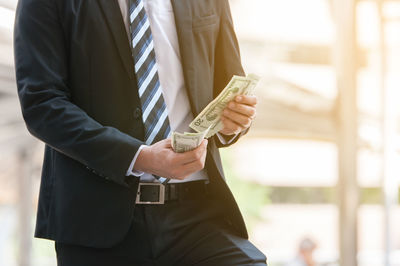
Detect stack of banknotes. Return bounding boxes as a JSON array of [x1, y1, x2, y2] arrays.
[[171, 74, 260, 153]]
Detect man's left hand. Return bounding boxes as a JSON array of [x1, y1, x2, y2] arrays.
[[219, 95, 257, 136]]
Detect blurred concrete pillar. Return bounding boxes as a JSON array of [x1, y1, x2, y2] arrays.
[[377, 1, 399, 265], [17, 147, 33, 266], [333, 0, 359, 265]]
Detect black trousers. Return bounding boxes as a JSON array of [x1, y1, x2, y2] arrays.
[[55, 185, 267, 266]]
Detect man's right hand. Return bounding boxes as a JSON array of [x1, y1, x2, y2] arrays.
[[134, 138, 208, 180]]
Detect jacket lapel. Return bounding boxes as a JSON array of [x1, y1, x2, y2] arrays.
[[97, 0, 134, 78], [171, 0, 198, 116]]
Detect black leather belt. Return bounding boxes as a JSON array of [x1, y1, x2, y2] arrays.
[[135, 180, 210, 205]]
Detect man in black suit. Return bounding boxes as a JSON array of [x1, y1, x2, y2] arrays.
[[14, 0, 267, 265]]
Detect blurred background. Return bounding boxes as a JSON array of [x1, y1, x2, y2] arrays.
[[1, 0, 400, 265]]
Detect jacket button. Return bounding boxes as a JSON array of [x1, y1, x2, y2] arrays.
[[133, 108, 142, 119]]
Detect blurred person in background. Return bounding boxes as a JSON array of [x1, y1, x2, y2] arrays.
[[13, 0, 266, 265], [286, 237, 318, 266]]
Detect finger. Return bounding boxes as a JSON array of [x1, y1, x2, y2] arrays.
[[180, 156, 206, 176], [157, 138, 172, 148], [173, 148, 206, 179], [220, 116, 244, 135], [227, 101, 256, 118], [173, 152, 198, 165], [184, 139, 208, 163], [182, 140, 208, 165], [223, 109, 252, 128], [235, 95, 258, 106], [173, 139, 208, 164]]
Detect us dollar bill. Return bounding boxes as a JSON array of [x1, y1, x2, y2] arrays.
[[189, 74, 260, 138], [171, 126, 211, 153]]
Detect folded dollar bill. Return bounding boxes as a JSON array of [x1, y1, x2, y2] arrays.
[[189, 74, 260, 138], [171, 126, 211, 153]]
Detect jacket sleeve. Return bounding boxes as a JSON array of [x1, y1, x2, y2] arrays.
[[14, 0, 143, 187], [213, 0, 249, 148]]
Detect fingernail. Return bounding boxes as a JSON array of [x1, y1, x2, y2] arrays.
[[236, 96, 242, 101], [229, 102, 235, 108]]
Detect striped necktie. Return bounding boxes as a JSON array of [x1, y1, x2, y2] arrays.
[[130, 0, 171, 146], [130, 0, 171, 183]]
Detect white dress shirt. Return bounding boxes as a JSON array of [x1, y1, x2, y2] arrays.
[[118, 0, 235, 183]]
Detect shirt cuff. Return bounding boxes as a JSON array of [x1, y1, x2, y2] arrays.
[[126, 145, 147, 177], [216, 132, 239, 145]]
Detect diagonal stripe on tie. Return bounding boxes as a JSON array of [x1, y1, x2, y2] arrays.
[[152, 116, 171, 144], [145, 108, 169, 145], [137, 59, 156, 87], [132, 19, 150, 47], [139, 74, 158, 102], [129, 0, 144, 23], [138, 62, 157, 96], [135, 41, 154, 72], [141, 79, 160, 110], [132, 27, 151, 52], [142, 84, 162, 122], [144, 97, 166, 132], [135, 40, 154, 72], [134, 36, 152, 59]]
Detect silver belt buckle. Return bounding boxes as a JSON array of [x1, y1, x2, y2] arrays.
[[135, 183, 165, 205]]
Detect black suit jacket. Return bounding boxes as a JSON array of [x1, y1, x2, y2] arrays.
[[14, 0, 247, 248]]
